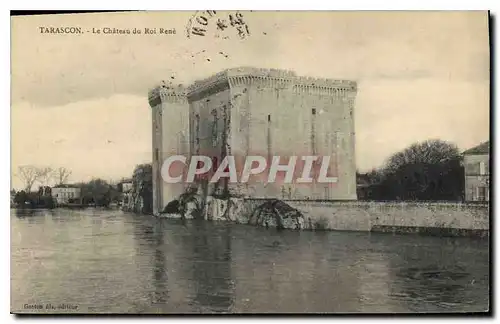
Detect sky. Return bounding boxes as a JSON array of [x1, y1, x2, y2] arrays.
[[10, 11, 490, 189]]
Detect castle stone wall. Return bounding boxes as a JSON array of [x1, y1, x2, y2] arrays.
[[148, 83, 189, 214], [185, 67, 358, 201]]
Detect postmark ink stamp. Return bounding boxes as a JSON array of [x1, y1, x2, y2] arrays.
[[186, 10, 251, 39]]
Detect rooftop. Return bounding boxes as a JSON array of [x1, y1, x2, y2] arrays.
[[188, 67, 357, 93], [118, 178, 133, 184], [148, 67, 358, 106], [463, 141, 490, 155], [53, 184, 80, 189]]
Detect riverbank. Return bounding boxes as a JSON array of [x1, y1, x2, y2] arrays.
[[159, 197, 489, 238]]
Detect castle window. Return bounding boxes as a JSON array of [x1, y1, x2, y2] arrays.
[[212, 109, 218, 147], [212, 156, 218, 172], [268, 114, 271, 122], [312, 108, 316, 115]]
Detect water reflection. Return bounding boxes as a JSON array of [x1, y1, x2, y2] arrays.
[[151, 222, 168, 306], [186, 221, 233, 312], [130, 218, 234, 313], [14, 208, 49, 220], [130, 219, 170, 309], [379, 234, 490, 312], [11, 209, 489, 314], [227, 230, 406, 312]]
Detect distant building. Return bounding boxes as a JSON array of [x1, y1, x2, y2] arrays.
[[122, 182, 133, 193], [52, 184, 81, 205], [463, 141, 490, 202], [119, 178, 133, 193], [118, 179, 134, 208]]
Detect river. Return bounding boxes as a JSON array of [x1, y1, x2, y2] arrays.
[[11, 208, 489, 314]]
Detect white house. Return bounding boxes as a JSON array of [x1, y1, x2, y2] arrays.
[[52, 184, 81, 205]]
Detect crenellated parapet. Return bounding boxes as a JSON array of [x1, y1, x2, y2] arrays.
[[187, 70, 231, 102], [148, 82, 187, 107], [186, 67, 357, 100], [148, 67, 357, 105], [227, 67, 298, 79]]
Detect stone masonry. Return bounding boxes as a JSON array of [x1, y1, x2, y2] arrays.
[[148, 83, 189, 214], [149, 67, 358, 214]]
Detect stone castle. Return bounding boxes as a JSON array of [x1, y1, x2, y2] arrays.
[[148, 67, 358, 215]]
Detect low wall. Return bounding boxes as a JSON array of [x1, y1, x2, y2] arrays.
[[161, 196, 489, 237], [236, 199, 490, 237]]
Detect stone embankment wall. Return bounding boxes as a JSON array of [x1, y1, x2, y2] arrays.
[[166, 197, 489, 238], [283, 200, 489, 236]]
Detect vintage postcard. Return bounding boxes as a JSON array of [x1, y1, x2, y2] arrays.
[[10, 11, 490, 314]]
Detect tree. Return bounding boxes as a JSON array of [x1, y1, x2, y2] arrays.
[[54, 167, 72, 185], [357, 169, 384, 200], [376, 139, 464, 201], [81, 179, 113, 207], [36, 167, 54, 196], [13, 190, 54, 209], [17, 165, 41, 192], [38, 186, 52, 197], [132, 163, 153, 214], [384, 139, 461, 175], [14, 190, 29, 206]]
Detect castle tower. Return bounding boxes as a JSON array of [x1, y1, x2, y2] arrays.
[[148, 82, 189, 214], [186, 67, 358, 200]]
